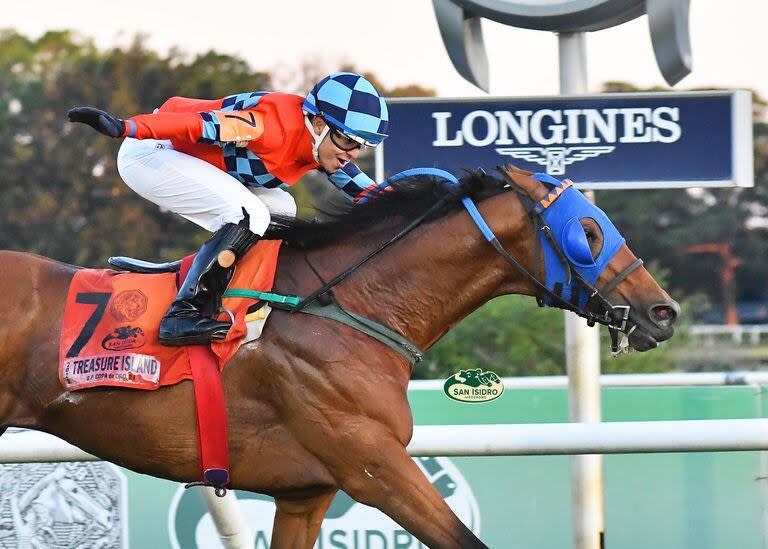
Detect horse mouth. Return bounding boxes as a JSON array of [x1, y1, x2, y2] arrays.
[[627, 324, 674, 352]]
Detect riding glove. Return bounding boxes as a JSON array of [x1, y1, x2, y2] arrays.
[[67, 107, 126, 138]]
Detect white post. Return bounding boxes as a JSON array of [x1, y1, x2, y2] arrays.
[[200, 487, 255, 549], [559, 31, 606, 549]]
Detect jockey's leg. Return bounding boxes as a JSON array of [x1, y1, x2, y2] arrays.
[[116, 138, 269, 345], [158, 219, 260, 345], [249, 186, 297, 219], [270, 491, 336, 549], [116, 138, 271, 234]]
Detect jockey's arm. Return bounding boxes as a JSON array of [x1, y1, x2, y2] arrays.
[[123, 109, 265, 147], [326, 162, 383, 204]]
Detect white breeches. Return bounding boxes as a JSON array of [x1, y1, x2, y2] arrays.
[[116, 138, 297, 235]]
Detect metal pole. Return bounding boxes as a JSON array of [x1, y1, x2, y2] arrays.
[[200, 487, 255, 549], [559, 31, 605, 549], [374, 141, 385, 182]]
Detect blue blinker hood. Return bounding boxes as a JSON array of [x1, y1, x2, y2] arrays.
[[534, 173, 626, 308]]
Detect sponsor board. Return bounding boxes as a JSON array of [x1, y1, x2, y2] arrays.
[[378, 91, 753, 189], [168, 457, 479, 549]]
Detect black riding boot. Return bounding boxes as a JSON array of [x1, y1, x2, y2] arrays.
[[159, 222, 260, 346]]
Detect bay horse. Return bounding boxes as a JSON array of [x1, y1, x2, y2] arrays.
[[0, 165, 679, 547]]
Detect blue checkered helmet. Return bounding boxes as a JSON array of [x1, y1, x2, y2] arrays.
[[303, 72, 389, 147]]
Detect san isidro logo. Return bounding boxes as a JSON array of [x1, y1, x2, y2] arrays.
[[168, 457, 479, 548], [444, 368, 505, 403], [432, 106, 682, 174]]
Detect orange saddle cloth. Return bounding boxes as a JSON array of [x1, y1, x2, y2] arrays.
[[59, 240, 282, 391]]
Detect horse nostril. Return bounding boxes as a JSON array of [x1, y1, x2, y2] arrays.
[[650, 303, 679, 326]]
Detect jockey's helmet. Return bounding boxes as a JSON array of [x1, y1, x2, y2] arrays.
[[303, 72, 389, 154]]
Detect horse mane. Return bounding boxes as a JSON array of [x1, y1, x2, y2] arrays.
[[265, 170, 509, 249]]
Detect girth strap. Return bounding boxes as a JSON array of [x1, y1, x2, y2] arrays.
[[224, 289, 424, 364]]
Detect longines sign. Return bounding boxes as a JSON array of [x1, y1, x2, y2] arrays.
[[378, 91, 753, 189]]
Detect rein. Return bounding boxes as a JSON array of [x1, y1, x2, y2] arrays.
[[290, 192, 456, 313], [284, 167, 642, 359]]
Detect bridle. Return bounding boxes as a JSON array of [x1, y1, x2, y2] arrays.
[[290, 167, 644, 354], [491, 167, 644, 353]]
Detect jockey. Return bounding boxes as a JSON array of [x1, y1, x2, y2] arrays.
[[67, 72, 388, 346]]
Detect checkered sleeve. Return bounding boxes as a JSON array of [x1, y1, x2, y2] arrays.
[[327, 163, 379, 203], [198, 111, 224, 146], [197, 108, 266, 147]]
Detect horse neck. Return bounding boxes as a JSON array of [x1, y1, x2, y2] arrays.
[[305, 194, 537, 351]]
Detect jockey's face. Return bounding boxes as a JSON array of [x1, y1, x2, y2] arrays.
[[311, 116, 362, 173]]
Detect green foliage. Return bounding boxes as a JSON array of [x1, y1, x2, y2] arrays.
[[419, 294, 703, 380], [418, 295, 565, 379], [0, 30, 269, 266]]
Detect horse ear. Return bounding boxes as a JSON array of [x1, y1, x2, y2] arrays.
[[500, 163, 549, 201]]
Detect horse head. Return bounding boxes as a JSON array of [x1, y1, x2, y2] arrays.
[[497, 163, 679, 352]]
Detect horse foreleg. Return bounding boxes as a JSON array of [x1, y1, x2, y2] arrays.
[[270, 491, 336, 549], [334, 434, 489, 549]]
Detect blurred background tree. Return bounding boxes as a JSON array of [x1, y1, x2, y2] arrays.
[[0, 30, 271, 264]]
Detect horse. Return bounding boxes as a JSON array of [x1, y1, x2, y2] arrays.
[[0, 165, 679, 548]]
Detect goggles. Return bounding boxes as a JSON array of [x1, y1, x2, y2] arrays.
[[328, 125, 380, 150]]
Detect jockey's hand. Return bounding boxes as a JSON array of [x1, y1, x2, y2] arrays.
[[67, 107, 126, 138]]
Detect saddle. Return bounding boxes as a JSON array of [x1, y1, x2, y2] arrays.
[[107, 256, 182, 274], [60, 241, 282, 390], [107, 255, 273, 343], [59, 241, 282, 495]]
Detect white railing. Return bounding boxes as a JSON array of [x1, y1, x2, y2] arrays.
[[6, 418, 768, 462], [689, 324, 768, 346], [408, 419, 768, 455]]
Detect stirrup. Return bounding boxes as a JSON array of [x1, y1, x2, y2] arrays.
[[218, 305, 235, 325]]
